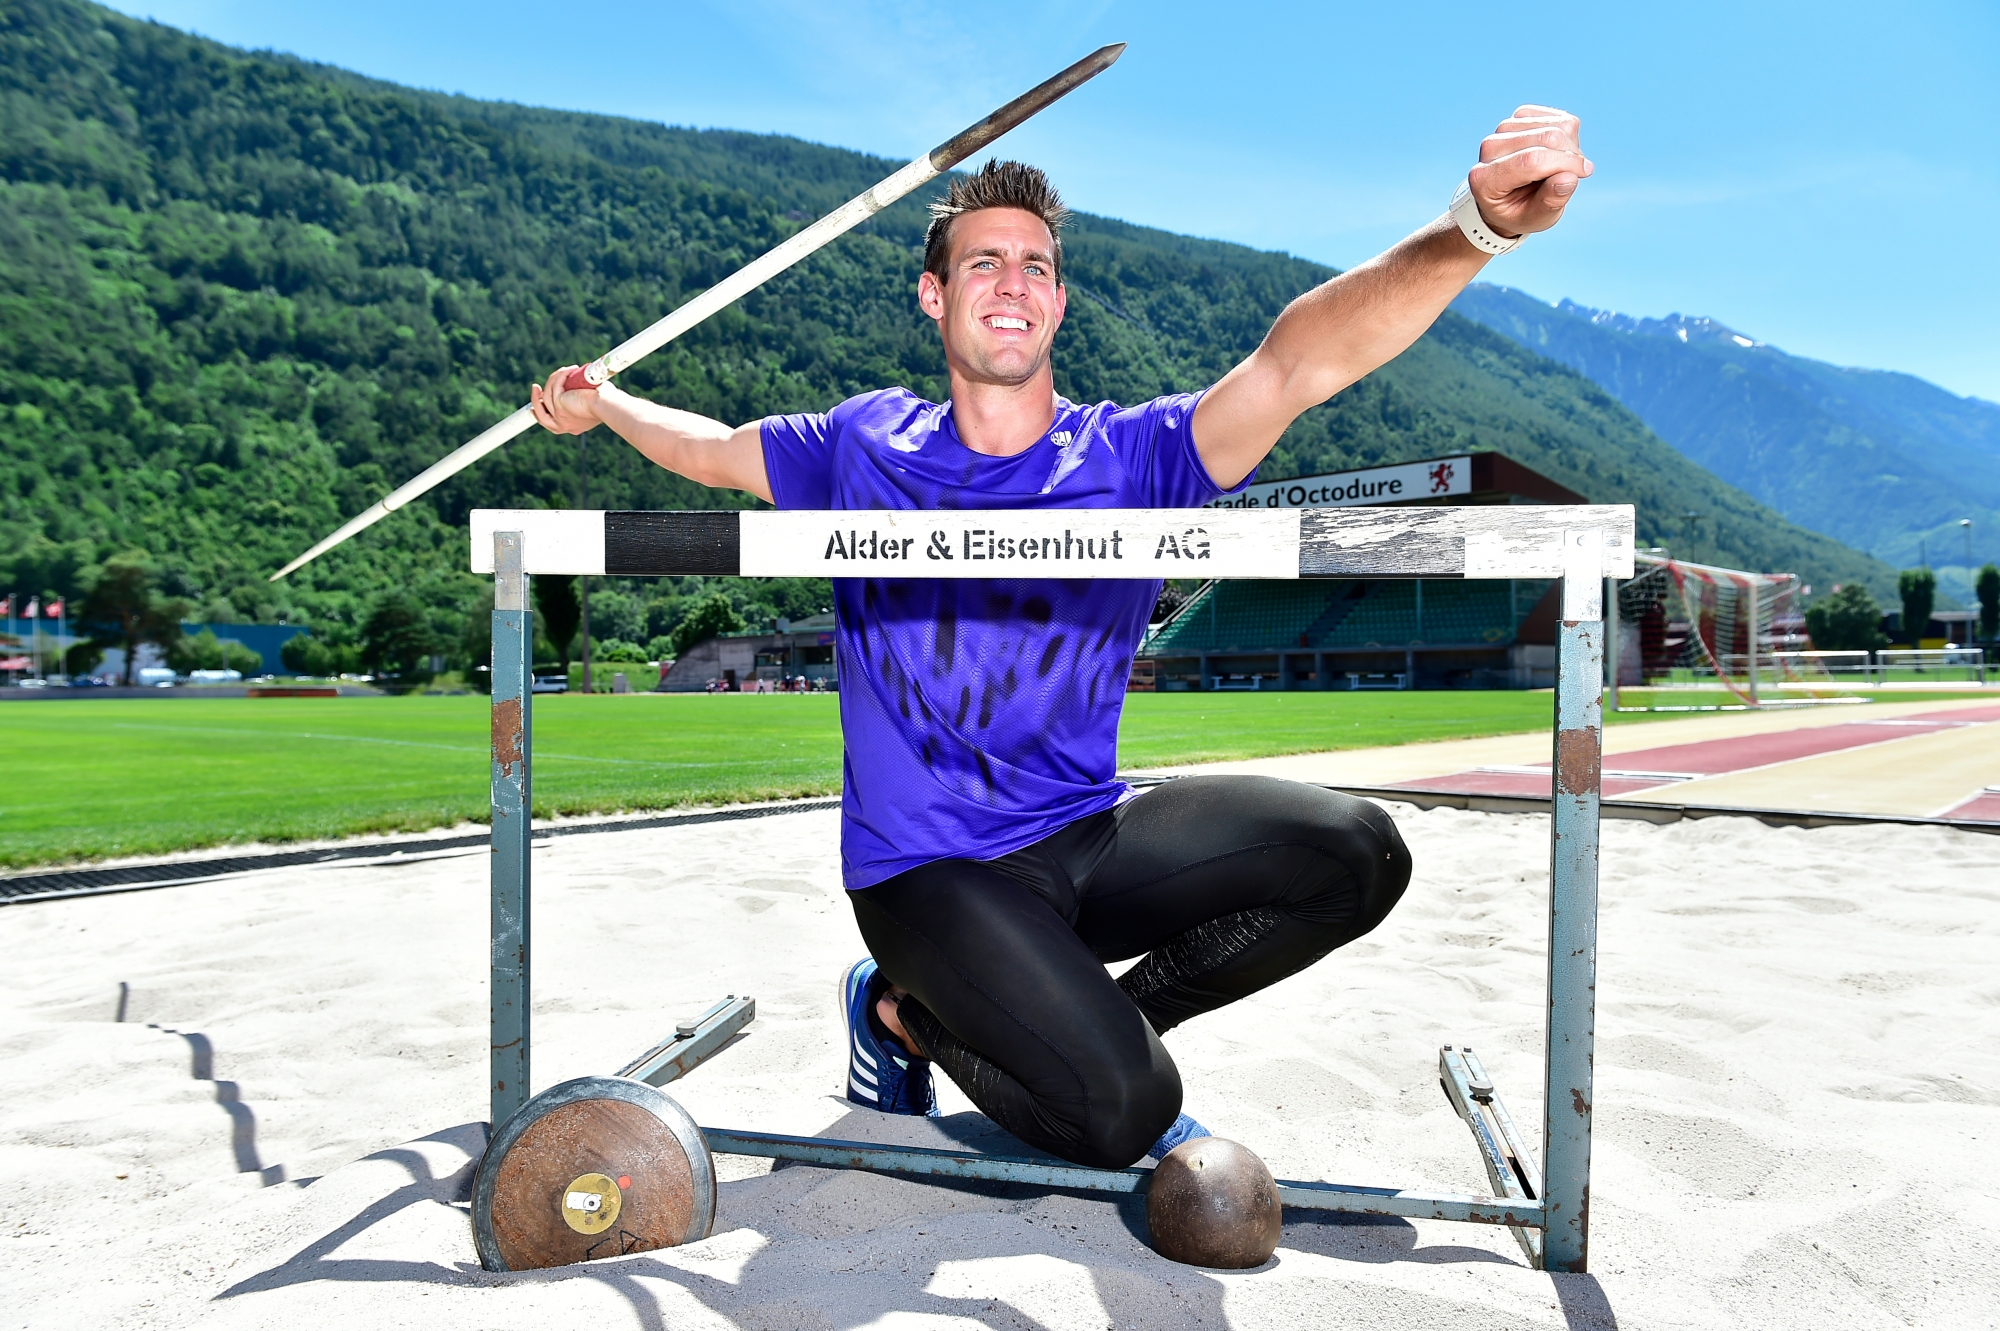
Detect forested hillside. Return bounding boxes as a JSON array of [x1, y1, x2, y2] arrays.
[[0, 0, 1893, 666], [1453, 283, 1999, 601]]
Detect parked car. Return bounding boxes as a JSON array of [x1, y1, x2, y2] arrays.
[[136, 667, 176, 687], [530, 674, 569, 694]]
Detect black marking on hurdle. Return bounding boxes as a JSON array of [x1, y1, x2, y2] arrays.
[[605, 510, 740, 576]]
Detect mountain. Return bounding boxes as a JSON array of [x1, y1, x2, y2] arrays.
[[0, 0, 1895, 663], [1451, 283, 2000, 603]]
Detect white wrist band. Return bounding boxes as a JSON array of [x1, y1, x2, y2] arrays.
[[1450, 179, 1523, 255]]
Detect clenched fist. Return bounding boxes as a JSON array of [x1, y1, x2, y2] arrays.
[[1465, 106, 1593, 239], [530, 366, 604, 436]]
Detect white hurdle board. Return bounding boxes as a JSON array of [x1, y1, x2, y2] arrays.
[[470, 506, 1636, 580]]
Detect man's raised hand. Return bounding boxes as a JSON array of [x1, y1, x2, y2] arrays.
[[530, 366, 602, 436], [1466, 106, 1592, 240]]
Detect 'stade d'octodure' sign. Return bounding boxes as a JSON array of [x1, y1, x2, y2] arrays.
[[1204, 456, 1472, 511]]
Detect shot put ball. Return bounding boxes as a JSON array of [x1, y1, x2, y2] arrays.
[[1145, 1137, 1282, 1268]]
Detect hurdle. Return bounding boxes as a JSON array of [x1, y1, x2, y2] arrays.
[[472, 503, 1634, 1273]]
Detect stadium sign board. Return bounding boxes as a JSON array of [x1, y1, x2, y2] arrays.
[[1206, 456, 1473, 511]]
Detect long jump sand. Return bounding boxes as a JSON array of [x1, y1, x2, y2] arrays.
[[2, 798, 1996, 1329]]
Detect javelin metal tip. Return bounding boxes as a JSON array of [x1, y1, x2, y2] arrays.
[[927, 41, 1131, 171]]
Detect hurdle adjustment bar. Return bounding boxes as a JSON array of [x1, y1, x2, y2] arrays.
[[698, 1129, 1544, 1229], [477, 507, 1630, 1270], [617, 995, 757, 1087], [1440, 1045, 1543, 1265]]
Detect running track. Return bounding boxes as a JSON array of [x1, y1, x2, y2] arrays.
[[1388, 704, 2000, 820]]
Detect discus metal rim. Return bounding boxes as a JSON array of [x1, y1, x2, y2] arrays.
[[472, 1075, 717, 1272]]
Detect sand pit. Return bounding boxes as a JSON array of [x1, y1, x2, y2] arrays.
[[3, 799, 1997, 1329]]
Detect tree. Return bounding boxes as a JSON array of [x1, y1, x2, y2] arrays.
[[534, 576, 582, 673], [595, 638, 651, 663], [1151, 582, 1197, 625], [79, 553, 185, 686], [1978, 564, 1999, 643], [671, 592, 747, 658], [280, 632, 358, 678], [1896, 568, 1936, 645], [280, 633, 317, 676], [169, 629, 261, 675], [64, 640, 104, 676], [360, 592, 437, 691], [1804, 584, 1889, 653], [458, 587, 495, 693]]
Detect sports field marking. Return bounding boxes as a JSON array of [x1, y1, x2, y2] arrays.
[[1943, 789, 2000, 820], [1394, 704, 2000, 807]]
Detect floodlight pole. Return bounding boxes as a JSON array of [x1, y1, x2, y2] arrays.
[[490, 532, 532, 1129], [1543, 529, 1603, 1272]]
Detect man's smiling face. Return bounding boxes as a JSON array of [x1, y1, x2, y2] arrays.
[[917, 207, 1067, 389]]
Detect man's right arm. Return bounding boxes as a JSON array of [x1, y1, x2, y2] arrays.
[[530, 367, 773, 503]]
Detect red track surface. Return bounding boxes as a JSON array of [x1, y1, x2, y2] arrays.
[[1390, 704, 2000, 810], [1939, 791, 2000, 821]]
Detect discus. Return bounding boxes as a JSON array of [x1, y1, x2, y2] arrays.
[[472, 1076, 716, 1271]]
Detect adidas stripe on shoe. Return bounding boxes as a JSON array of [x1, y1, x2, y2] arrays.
[[840, 956, 938, 1117]]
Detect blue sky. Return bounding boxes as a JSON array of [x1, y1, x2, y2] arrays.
[[105, 0, 2000, 402]]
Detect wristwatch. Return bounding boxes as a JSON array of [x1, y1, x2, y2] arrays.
[[1450, 178, 1523, 256]]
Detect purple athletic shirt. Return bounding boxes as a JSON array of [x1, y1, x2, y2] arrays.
[[762, 387, 1252, 889]]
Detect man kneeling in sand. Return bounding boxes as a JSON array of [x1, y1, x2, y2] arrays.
[[530, 108, 1591, 1167]]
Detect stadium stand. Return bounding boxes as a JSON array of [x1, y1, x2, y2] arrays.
[[1138, 450, 1579, 690]]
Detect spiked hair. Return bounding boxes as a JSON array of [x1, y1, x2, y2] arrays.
[[922, 159, 1070, 285]]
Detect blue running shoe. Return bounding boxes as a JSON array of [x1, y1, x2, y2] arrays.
[[840, 957, 938, 1116], [1147, 1111, 1212, 1161]]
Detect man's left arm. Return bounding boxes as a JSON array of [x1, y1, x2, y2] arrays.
[[1191, 106, 1593, 488]]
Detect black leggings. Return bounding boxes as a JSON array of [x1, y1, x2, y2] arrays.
[[848, 775, 1411, 1169]]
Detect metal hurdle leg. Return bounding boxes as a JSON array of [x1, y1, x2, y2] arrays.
[[490, 531, 532, 1130], [1542, 530, 1604, 1272]]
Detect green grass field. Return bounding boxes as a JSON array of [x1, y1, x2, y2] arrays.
[[3, 687, 1989, 868]]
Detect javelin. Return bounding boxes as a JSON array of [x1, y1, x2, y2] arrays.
[[270, 43, 1126, 581]]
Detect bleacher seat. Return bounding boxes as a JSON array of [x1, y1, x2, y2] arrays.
[[1148, 582, 1337, 652], [1150, 578, 1547, 653]]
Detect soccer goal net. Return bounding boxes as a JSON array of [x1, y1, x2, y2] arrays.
[[1615, 553, 1851, 707]]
